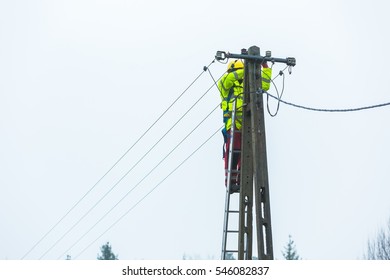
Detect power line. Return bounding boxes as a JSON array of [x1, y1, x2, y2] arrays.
[[266, 66, 288, 117], [57, 102, 221, 259], [263, 91, 390, 113], [73, 125, 223, 259], [22, 59, 215, 260], [39, 68, 226, 259], [40, 78, 215, 257]]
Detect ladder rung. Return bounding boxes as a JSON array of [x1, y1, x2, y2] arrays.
[[224, 250, 247, 253], [227, 230, 239, 233], [225, 209, 249, 214], [228, 169, 240, 173], [224, 250, 239, 253]]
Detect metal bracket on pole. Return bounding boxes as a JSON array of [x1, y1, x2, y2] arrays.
[[215, 50, 296, 67]]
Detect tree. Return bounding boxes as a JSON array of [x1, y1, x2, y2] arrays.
[[97, 242, 118, 260], [225, 252, 236, 260], [282, 235, 301, 260], [365, 218, 390, 260]]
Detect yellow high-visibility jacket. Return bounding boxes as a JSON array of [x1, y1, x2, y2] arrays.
[[218, 67, 272, 131]]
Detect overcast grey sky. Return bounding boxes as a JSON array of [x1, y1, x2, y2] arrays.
[[1, 0, 390, 260]]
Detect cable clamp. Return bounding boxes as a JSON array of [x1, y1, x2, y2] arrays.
[[215, 51, 227, 61]]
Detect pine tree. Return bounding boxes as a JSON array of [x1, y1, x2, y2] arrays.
[[97, 242, 118, 260], [225, 252, 235, 260], [365, 218, 390, 260], [282, 235, 301, 260]]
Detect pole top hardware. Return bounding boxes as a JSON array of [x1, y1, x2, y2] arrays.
[[215, 50, 296, 67], [215, 51, 228, 62], [286, 57, 296, 67]]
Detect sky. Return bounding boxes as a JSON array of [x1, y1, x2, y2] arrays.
[[1, 0, 390, 260]]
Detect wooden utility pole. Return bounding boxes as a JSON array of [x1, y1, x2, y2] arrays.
[[237, 50, 254, 260], [216, 46, 296, 260], [248, 46, 274, 259], [238, 46, 273, 259]]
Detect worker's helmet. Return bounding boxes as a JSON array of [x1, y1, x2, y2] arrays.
[[227, 59, 244, 71]]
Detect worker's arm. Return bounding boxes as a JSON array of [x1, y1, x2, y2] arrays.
[[261, 65, 272, 91]]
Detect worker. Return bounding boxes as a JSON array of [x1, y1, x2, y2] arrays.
[[218, 59, 272, 193]]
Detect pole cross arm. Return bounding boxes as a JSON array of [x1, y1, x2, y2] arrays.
[[215, 50, 296, 67]]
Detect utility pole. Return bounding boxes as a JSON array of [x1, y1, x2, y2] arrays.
[[246, 46, 273, 260], [216, 46, 296, 260]]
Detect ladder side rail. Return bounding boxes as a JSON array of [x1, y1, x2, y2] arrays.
[[221, 98, 238, 260]]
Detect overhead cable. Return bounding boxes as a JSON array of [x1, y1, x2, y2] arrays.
[[22, 59, 215, 260], [57, 103, 221, 259], [40, 66, 226, 259], [40, 80, 220, 259], [263, 91, 390, 113], [266, 66, 288, 117], [73, 125, 223, 259]]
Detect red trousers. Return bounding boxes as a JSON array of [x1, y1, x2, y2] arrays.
[[224, 129, 241, 186]]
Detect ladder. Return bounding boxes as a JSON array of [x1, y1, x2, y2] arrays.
[[221, 99, 246, 260]]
